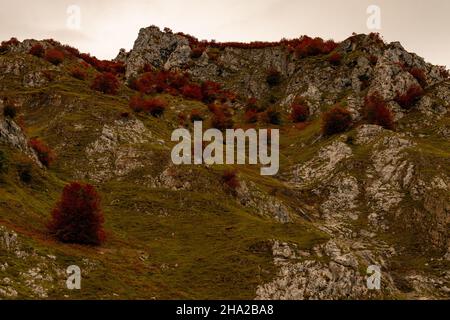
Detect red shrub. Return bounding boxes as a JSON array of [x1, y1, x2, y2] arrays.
[[129, 95, 166, 116], [260, 108, 281, 125], [328, 52, 342, 66], [47, 182, 105, 245], [247, 97, 259, 110], [290, 100, 310, 123], [134, 72, 156, 94], [79, 53, 125, 74], [266, 68, 282, 87], [130, 69, 237, 104], [4, 37, 19, 46], [176, 30, 339, 57], [129, 95, 145, 112], [322, 105, 353, 136], [190, 109, 203, 122], [61, 44, 80, 57], [144, 98, 167, 117], [120, 112, 130, 119], [210, 104, 234, 130], [45, 49, 65, 65], [70, 67, 87, 80], [133, 70, 191, 95], [244, 109, 258, 123], [395, 85, 424, 109], [182, 84, 203, 101], [0, 38, 20, 52], [91, 72, 119, 95], [29, 44, 45, 58], [409, 68, 427, 87], [368, 32, 385, 44], [190, 46, 205, 59], [293, 36, 338, 58], [201, 81, 222, 103], [29, 138, 55, 168], [364, 92, 395, 130], [222, 169, 240, 191]]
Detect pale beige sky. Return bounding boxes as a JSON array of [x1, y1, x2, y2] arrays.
[[0, 0, 449, 67]]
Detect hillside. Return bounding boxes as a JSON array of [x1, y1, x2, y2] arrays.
[[0, 26, 449, 300]]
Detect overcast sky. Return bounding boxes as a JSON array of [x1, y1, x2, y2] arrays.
[[0, 0, 449, 67]]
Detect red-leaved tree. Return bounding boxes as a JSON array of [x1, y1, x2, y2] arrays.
[[70, 67, 87, 80], [29, 138, 55, 168], [144, 98, 167, 117], [364, 92, 395, 130], [222, 169, 240, 192], [328, 52, 342, 66], [395, 85, 424, 109], [290, 99, 310, 123], [47, 182, 105, 245], [409, 68, 427, 88], [91, 72, 120, 95], [181, 84, 203, 101], [322, 105, 353, 136], [45, 49, 65, 65], [29, 44, 45, 58]]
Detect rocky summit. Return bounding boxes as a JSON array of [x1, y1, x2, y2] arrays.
[[0, 26, 449, 300]]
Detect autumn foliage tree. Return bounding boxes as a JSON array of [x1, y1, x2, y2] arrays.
[[210, 104, 234, 130], [129, 95, 167, 117], [29, 44, 45, 58], [364, 92, 395, 130], [144, 98, 167, 117], [409, 68, 427, 88], [47, 182, 105, 245], [91, 72, 120, 95], [266, 68, 282, 87], [328, 52, 342, 66], [290, 99, 310, 123], [190, 109, 203, 122], [70, 67, 87, 80], [181, 84, 203, 101], [45, 49, 64, 65], [322, 105, 353, 136], [29, 138, 55, 168], [222, 170, 240, 192], [395, 85, 424, 109], [244, 109, 259, 123]]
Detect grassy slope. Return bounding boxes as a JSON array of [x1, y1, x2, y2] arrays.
[[1, 50, 448, 299], [0, 52, 328, 299]]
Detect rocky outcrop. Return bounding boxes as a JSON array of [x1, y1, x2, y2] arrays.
[[256, 240, 396, 300], [0, 29, 449, 300], [119, 26, 191, 79], [83, 118, 153, 182], [0, 102, 41, 167]]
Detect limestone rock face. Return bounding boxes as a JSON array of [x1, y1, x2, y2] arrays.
[[120, 26, 191, 79], [84, 119, 153, 182], [0, 102, 41, 166], [0, 29, 449, 300]]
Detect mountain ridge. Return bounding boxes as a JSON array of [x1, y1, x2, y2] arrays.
[[0, 26, 449, 299]]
